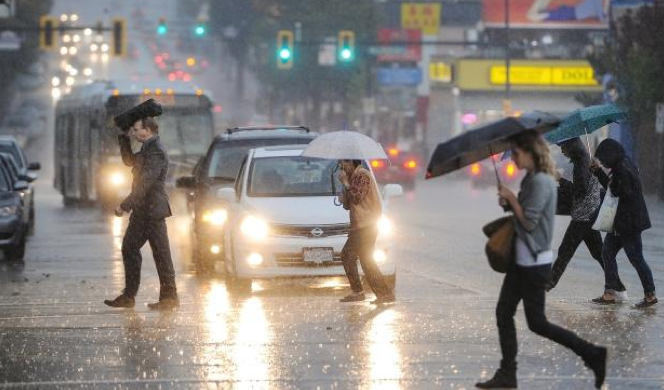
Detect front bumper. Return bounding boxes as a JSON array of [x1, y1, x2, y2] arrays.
[[232, 234, 396, 279], [0, 216, 25, 248]]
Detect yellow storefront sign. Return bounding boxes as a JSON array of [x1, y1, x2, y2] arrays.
[[429, 62, 452, 83], [456, 59, 601, 91], [490, 65, 597, 86], [401, 3, 441, 35]]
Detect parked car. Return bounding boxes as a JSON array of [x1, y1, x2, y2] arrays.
[[217, 145, 403, 292], [175, 126, 317, 275], [0, 136, 40, 229], [0, 162, 29, 261], [0, 153, 35, 231], [370, 147, 422, 191]]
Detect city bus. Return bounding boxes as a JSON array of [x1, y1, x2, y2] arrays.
[[54, 81, 214, 210]]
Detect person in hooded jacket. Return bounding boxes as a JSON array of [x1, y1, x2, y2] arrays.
[[590, 138, 657, 308], [547, 137, 626, 295]]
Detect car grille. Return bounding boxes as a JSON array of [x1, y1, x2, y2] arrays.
[[270, 223, 350, 238], [274, 252, 343, 267]]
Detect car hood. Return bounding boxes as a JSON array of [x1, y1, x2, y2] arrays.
[[242, 196, 349, 225]]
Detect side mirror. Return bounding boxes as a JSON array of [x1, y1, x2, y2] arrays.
[[383, 184, 403, 199], [28, 162, 41, 171], [217, 187, 237, 202], [175, 176, 196, 189], [20, 173, 37, 183], [14, 180, 29, 191]]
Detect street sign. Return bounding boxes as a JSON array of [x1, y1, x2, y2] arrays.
[[656, 103, 664, 134], [401, 3, 441, 36], [0, 30, 20, 50], [429, 61, 452, 83], [377, 29, 422, 62], [377, 68, 422, 86]]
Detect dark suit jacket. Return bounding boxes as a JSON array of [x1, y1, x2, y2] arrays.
[[118, 135, 172, 219]]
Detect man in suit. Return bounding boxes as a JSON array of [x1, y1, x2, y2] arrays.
[[104, 116, 179, 310]]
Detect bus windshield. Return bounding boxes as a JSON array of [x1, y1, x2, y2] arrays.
[[156, 112, 213, 156]]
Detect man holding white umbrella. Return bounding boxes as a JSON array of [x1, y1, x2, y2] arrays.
[[302, 130, 395, 304]]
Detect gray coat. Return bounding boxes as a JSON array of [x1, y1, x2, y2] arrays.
[[514, 172, 557, 255], [119, 135, 172, 220]]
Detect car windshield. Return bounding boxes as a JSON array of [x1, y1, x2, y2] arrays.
[[207, 138, 312, 181], [0, 144, 25, 169], [248, 156, 343, 197]]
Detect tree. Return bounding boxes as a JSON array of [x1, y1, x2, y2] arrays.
[[588, 3, 664, 193]]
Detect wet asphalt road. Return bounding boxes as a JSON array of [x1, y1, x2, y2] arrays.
[[1, 151, 662, 389]]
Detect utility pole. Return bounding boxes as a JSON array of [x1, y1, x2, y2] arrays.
[[504, 0, 512, 116]]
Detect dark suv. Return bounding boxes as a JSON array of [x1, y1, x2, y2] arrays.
[[0, 161, 29, 261], [176, 126, 316, 275]]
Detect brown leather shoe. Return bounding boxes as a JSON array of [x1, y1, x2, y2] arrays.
[[104, 295, 135, 308], [147, 298, 180, 310], [371, 295, 396, 305], [339, 292, 365, 303]]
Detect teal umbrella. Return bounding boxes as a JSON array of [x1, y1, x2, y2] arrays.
[[545, 104, 627, 147]]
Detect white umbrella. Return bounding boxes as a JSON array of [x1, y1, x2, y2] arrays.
[[301, 130, 388, 160]]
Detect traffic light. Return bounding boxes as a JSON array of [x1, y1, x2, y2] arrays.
[[337, 30, 355, 62], [276, 30, 293, 69], [157, 18, 167, 36], [39, 16, 58, 50], [111, 18, 126, 57], [194, 20, 207, 37]]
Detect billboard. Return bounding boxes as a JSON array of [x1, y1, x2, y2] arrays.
[[377, 29, 422, 62], [483, 0, 609, 29]]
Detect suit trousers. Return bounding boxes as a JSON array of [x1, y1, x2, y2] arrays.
[[496, 263, 594, 369], [121, 216, 177, 300], [341, 226, 393, 298]]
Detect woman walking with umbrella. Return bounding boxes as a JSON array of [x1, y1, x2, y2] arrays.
[[546, 137, 627, 295], [476, 131, 606, 389], [590, 138, 657, 308]]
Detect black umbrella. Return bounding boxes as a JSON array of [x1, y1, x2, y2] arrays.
[[425, 111, 560, 182]]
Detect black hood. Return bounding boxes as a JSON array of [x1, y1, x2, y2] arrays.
[[595, 138, 626, 169], [559, 137, 588, 162]]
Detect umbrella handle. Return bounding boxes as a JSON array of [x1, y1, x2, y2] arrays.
[[489, 145, 502, 188], [332, 163, 343, 206], [584, 124, 592, 158]]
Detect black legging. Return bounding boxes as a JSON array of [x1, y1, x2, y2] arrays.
[[496, 263, 594, 369]]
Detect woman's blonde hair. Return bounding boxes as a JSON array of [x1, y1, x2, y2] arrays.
[[510, 130, 557, 176]]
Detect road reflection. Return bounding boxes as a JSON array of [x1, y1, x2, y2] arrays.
[[233, 297, 272, 389], [202, 281, 231, 381], [367, 308, 402, 390]]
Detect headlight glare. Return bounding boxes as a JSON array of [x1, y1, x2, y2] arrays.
[[240, 215, 269, 240], [373, 249, 387, 263], [0, 206, 18, 217], [110, 172, 125, 186], [202, 209, 227, 226], [377, 215, 393, 236]]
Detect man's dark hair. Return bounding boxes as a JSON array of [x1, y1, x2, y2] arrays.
[[351, 159, 362, 167], [141, 117, 159, 134]]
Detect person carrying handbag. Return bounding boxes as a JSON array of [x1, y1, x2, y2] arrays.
[[476, 131, 607, 390], [590, 138, 657, 308]]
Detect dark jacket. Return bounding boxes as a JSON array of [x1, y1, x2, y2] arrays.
[[592, 138, 650, 235], [557, 137, 601, 221], [119, 135, 172, 219]]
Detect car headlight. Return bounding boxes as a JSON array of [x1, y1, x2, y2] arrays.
[[240, 215, 269, 240], [202, 209, 227, 226], [109, 172, 126, 187], [377, 215, 393, 236], [0, 205, 18, 217]]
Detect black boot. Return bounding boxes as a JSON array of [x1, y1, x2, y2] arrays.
[[104, 294, 135, 308], [583, 345, 607, 389], [476, 365, 517, 389]]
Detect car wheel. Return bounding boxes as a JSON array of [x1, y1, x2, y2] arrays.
[[4, 235, 26, 261]]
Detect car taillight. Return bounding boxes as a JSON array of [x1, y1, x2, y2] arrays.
[[505, 162, 516, 177], [388, 148, 400, 158], [371, 160, 385, 169], [403, 160, 417, 170], [470, 163, 481, 176]]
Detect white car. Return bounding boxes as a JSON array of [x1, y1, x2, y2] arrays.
[[217, 145, 403, 292]]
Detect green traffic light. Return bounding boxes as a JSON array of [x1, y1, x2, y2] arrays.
[[279, 48, 292, 60], [157, 24, 167, 35], [195, 25, 206, 36], [340, 48, 352, 60]]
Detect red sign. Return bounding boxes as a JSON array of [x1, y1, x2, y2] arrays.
[[377, 29, 422, 62], [483, 0, 609, 29]]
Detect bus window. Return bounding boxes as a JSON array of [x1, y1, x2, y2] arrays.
[[180, 114, 213, 155]]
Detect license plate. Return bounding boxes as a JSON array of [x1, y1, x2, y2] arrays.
[[303, 247, 334, 263]]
